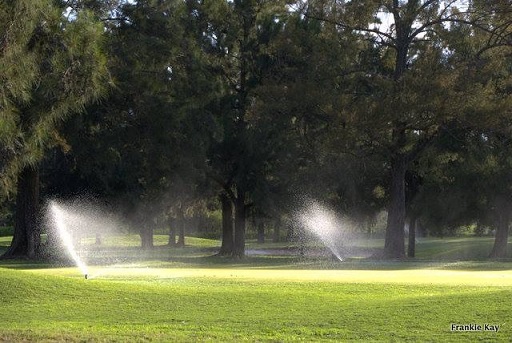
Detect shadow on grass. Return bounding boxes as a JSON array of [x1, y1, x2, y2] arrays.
[[2, 252, 512, 273], [1, 236, 512, 272]]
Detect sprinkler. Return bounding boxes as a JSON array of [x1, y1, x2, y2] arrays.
[[50, 202, 90, 280]]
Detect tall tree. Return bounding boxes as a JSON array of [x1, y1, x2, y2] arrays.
[[256, 4, 387, 233], [189, 0, 292, 257], [430, 2, 512, 257], [303, 0, 512, 258], [61, 0, 218, 249], [0, 0, 109, 258]]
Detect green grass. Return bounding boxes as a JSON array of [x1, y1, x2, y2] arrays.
[[80, 234, 219, 248], [0, 235, 11, 247], [1, 236, 512, 341], [0, 266, 511, 342], [414, 237, 502, 260]]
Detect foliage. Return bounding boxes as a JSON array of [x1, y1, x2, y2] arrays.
[[3, 0, 512, 258], [0, 0, 110, 195]]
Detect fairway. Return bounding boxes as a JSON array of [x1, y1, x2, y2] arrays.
[[26, 263, 512, 286], [2, 260, 512, 342], [2, 237, 512, 341]]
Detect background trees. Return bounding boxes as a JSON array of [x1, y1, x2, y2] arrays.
[[2, 0, 512, 259], [298, 0, 512, 258]]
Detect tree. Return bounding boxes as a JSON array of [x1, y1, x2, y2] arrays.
[[302, 0, 512, 258], [431, 3, 512, 257], [106, 0, 189, 249], [228, 3, 390, 244], [188, 0, 293, 257], [58, 0, 219, 249], [218, 193, 234, 254], [0, 0, 109, 258]]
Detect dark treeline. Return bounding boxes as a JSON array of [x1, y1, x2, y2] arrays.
[[1, 0, 512, 259]]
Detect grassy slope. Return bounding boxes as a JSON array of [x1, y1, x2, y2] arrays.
[[1, 236, 511, 342], [0, 267, 510, 342]]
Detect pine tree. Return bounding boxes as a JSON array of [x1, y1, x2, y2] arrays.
[[0, 0, 110, 258], [303, 0, 512, 258], [192, 0, 292, 257]]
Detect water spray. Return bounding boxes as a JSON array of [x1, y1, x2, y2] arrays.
[[49, 201, 90, 278], [298, 201, 345, 262]]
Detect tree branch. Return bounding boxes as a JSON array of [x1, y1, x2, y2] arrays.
[[206, 170, 236, 202]]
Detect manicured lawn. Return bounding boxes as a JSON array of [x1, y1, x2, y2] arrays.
[[413, 236, 503, 260], [1, 266, 511, 342], [0, 236, 511, 342]]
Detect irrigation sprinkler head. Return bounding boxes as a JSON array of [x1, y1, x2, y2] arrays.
[[84, 274, 88, 280]]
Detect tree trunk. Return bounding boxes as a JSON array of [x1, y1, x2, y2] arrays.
[[233, 188, 246, 258], [168, 217, 177, 246], [177, 213, 185, 247], [2, 165, 40, 259], [257, 221, 265, 244], [381, 3, 410, 259], [273, 217, 281, 243], [140, 224, 153, 249], [384, 156, 406, 258], [219, 193, 234, 255], [489, 196, 510, 258], [407, 215, 417, 258]]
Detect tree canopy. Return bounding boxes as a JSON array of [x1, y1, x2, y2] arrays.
[[2, 0, 512, 259], [0, 0, 110, 258]]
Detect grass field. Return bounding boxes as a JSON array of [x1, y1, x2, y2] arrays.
[[0, 235, 511, 342]]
